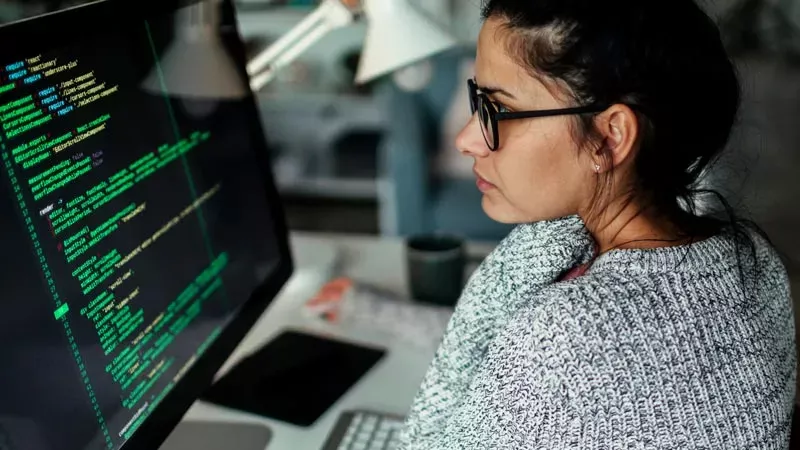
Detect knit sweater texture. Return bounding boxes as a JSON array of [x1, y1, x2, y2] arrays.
[[398, 215, 796, 449]]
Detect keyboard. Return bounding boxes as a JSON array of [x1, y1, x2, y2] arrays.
[[321, 410, 405, 450]]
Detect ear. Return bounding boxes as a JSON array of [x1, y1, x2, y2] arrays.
[[592, 104, 639, 172]]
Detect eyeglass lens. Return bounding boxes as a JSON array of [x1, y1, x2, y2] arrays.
[[468, 80, 497, 150], [478, 99, 496, 150]]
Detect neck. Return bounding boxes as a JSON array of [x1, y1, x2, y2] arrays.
[[584, 197, 693, 254]]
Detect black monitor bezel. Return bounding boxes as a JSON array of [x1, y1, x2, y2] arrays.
[[0, 1, 294, 448]]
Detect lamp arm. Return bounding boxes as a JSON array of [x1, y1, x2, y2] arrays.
[[249, 20, 336, 90], [245, 5, 328, 76], [246, 0, 356, 91]]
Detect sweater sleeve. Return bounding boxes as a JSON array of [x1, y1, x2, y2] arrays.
[[399, 216, 596, 448], [432, 291, 579, 450]]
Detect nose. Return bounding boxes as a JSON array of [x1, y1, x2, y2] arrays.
[[455, 114, 491, 158]]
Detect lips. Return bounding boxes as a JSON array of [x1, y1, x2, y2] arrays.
[[474, 168, 496, 193]]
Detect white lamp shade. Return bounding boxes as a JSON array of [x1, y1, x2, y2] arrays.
[[355, 0, 458, 84]]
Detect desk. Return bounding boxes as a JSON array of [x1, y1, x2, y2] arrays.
[[177, 232, 487, 449]]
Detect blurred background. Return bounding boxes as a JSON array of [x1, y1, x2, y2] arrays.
[[2, 0, 799, 290]]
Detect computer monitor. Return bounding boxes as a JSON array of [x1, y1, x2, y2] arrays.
[[0, 1, 293, 449]]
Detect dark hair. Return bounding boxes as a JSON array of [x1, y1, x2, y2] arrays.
[[481, 0, 775, 292]]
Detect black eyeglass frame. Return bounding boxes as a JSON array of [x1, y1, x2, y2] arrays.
[[468, 78, 611, 151]]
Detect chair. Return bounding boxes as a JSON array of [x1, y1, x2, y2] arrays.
[[376, 46, 514, 241]]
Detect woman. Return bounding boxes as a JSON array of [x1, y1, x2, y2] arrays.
[[398, 0, 796, 448]]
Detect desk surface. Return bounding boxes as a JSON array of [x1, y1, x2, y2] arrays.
[[179, 232, 475, 450]]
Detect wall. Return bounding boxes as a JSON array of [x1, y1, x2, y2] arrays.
[[448, 0, 483, 42], [413, 0, 482, 43], [711, 55, 800, 302]]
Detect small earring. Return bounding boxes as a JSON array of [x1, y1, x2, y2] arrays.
[[594, 163, 601, 173]]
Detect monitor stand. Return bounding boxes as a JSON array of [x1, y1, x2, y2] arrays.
[[158, 421, 272, 450]]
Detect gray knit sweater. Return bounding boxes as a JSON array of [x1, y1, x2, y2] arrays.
[[398, 215, 796, 449]]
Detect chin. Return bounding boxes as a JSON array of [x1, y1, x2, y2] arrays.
[[481, 194, 526, 224], [481, 193, 568, 224]]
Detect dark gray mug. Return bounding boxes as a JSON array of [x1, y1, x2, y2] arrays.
[[406, 234, 466, 306]]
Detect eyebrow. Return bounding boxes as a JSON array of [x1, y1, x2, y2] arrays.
[[475, 82, 517, 100]]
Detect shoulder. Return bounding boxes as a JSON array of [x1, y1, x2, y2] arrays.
[[500, 277, 626, 349], [507, 266, 774, 347], [511, 274, 634, 322], [744, 225, 791, 292], [498, 264, 795, 390], [496, 272, 697, 380]]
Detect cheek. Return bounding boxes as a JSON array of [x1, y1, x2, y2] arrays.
[[494, 123, 584, 215]]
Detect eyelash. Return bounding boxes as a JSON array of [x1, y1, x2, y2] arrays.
[[490, 99, 510, 113]]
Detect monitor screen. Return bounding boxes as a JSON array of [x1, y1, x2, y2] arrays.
[[0, 1, 292, 449]]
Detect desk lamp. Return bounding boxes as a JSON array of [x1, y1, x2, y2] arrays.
[[246, 0, 458, 90]]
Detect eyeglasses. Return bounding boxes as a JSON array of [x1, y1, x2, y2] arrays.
[[468, 78, 610, 151]]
